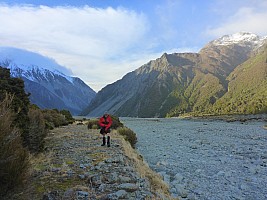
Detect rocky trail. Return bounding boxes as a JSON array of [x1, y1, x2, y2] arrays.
[[6, 124, 172, 200]]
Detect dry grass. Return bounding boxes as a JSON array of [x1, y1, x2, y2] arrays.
[[113, 131, 178, 200]]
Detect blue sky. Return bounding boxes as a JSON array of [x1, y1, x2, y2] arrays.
[[1, 0, 267, 91]]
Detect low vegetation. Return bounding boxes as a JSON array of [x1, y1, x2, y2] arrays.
[[0, 66, 75, 197], [0, 94, 29, 196], [117, 127, 137, 148]]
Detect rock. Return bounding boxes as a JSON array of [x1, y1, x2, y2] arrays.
[[105, 172, 119, 183], [118, 175, 132, 183], [76, 191, 89, 200], [79, 164, 86, 169], [117, 183, 139, 192], [78, 174, 85, 180], [43, 191, 59, 200], [105, 155, 124, 164], [174, 173, 184, 183], [67, 170, 75, 177], [90, 174, 102, 186], [175, 184, 188, 198], [191, 145, 198, 149], [187, 193, 196, 200], [158, 171, 171, 184], [63, 189, 76, 199], [216, 171, 225, 176], [107, 190, 127, 199], [51, 167, 61, 172]]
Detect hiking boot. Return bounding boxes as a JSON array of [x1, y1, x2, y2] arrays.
[[107, 136, 110, 147], [101, 137, 106, 146]]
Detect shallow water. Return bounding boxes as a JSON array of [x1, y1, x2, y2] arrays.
[[121, 118, 267, 200]]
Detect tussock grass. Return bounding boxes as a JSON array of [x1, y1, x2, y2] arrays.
[[113, 131, 177, 200], [117, 127, 137, 148]]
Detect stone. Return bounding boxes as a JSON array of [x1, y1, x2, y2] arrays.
[[105, 172, 119, 183], [76, 191, 89, 200], [118, 175, 132, 183], [63, 189, 75, 199], [107, 190, 128, 199], [174, 173, 184, 183], [79, 164, 86, 169], [216, 171, 225, 176], [90, 175, 102, 186], [187, 193, 196, 200], [117, 183, 139, 192], [78, 174, 85, 180], [43, 191, 59, 200], [51, 167, 61, 172], [175, 184, 188, 198]]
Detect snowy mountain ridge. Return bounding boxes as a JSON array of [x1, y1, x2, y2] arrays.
[[0, 46, 72, 75], [211, 32, 267, 48], [8, 64, 75, 84], [0, 47, 96, 115]]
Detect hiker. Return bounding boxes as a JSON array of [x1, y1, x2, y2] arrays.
[[98, 111, 112, 147]]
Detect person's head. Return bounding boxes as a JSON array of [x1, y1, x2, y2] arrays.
[[104, 111, 108, 117]]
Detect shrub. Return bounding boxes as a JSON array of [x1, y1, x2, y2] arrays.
[[117, 127, 137, 148], [0, 94, 29, 196], [110, 115, 123, 129], [87, 119, 100, 129], [60, 110, 75, 124], [0, 67, 30, 148], [92, 124, 99, 129], [42, 109, 68, 129], [27, 108, 48, 153]]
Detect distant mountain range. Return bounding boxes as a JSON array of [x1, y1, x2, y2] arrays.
[[82, 32, 267, 117], [0, 47, 96, 115]]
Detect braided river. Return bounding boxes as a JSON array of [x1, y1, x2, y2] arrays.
[[122, 118, 267, 200]]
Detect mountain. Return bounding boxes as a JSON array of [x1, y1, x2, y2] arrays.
[[211, 44, 267, 114], [0, 47, 96, 115], [82, 32, 267, 117]]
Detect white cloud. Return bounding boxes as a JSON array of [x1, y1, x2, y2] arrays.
[[206, 3, 267, 37], [0, 4, 152, 91]]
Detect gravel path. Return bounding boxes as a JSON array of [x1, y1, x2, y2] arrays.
[[122, 118, 267, 200]]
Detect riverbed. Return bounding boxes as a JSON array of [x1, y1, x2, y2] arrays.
[[121, 118, 267, 200]]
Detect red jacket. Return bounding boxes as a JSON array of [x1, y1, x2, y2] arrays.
[[99, 115, 112, 130]]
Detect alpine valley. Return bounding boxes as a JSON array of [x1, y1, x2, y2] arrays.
[[82, 32, 267, 117], [0, 47, 96, 115]]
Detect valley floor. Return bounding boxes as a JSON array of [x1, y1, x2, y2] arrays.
[[123, 118, 267, 200]]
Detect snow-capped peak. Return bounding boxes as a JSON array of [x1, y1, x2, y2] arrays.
[[212, 32, 266, 48], [0, 46, 76, 84], [0, 46, 72, 75]]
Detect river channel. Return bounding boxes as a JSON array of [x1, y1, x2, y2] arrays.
[[121, 118, 267, 200]]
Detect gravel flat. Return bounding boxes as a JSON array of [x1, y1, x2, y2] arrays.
[[122, 118, 267, 200]]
